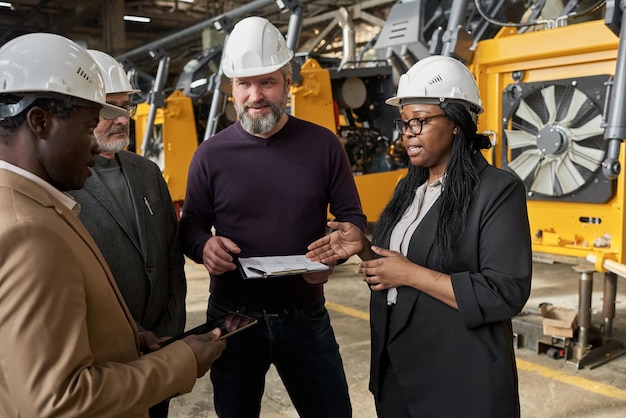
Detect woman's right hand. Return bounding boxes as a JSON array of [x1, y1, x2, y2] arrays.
[[306, 221, 368, 263]]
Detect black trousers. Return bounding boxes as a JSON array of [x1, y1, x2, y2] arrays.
[[375, 349, 412, 418], [375, 304, 411, 418]]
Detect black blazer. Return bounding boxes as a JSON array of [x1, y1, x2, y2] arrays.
[[369, 153, 532, 417], [69, 151, 186, 337]]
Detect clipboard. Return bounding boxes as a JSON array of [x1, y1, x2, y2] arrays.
[[238, 255, 330, 279]]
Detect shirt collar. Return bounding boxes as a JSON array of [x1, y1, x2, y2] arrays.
[[0, 160, 80, 213]]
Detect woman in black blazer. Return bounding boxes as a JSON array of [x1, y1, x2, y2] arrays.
[[307, 55, 532, 417]]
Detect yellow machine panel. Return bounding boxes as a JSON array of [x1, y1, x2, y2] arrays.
[[471, 20, 624, 262], [134, 90, 198, 209], [291, 58, 337, 134], [293, 57, 407, 223]]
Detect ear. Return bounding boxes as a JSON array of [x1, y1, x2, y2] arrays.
[[285, 74, 292, 89], [25, 107, 50, 139]]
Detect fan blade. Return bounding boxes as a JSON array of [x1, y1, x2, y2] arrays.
[[569, 142, 604, 172], [515, 99, 544, 130], [531, 158, 556, 195], [559, 88, 588, 126], [556, 156, 586, 194], [505, 129, 537, 149], [541, 85, 557, 124], [508, 149, 542, 181], [570, 114, 604, 141]]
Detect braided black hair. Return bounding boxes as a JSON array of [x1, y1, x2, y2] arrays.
[[373, 102, 491, 272]]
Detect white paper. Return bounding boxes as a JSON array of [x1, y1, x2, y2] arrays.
[[239, 255, 329, 278]]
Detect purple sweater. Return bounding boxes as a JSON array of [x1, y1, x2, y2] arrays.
[[179, 116, 367, 309]]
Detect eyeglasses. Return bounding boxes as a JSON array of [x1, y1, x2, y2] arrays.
[[393, 113, 447, 135], [103, 103, 137, 119]]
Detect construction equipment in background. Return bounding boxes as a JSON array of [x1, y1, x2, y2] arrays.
[[134, 90, 198, 215], [126, 0, 626, 263], [465, 1, 623, 266], [463, 0, 625, 369], [292, 0, 626, 367], [125, 0, 626, 367]]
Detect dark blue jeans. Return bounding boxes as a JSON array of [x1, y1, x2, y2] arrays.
[[207, 296, 352, 418]]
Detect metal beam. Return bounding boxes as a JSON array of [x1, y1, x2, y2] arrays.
[[298, 0, 394, 28], [116, 0, 276, 61], [0, 0, 55, 45]]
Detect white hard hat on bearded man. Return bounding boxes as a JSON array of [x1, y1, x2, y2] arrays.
[[221, 16, 294, 78], [88, 50, 140, 95]]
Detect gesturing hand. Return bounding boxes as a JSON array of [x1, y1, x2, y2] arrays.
[[306, 221, 365, 264]]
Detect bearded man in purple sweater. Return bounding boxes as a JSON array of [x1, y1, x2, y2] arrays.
[[179, 16, 366, 418]]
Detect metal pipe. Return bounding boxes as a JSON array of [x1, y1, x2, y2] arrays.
[[573, 265, 595, 349], [602, 0, 626, 179], [204, 55, 226, 141], [337, 7, 356, 69], [441, 0, 470, 57], [141, 53, 170, 156], [116, 0, 276, 62], [286, 4, 304, 53], [586, 253, 626, 279], [602, 272, 618, 338]]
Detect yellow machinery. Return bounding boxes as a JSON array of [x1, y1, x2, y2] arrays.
[[470, 20, 624, 263], [134, 90, 198, 214], [291, 57, 408, 222]]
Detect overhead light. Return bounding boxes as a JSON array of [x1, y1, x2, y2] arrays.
[[189, 78, 207, 89], [124, 15, 151, 23], [0, 2, 13, 8], [179, 0, 194, 3]]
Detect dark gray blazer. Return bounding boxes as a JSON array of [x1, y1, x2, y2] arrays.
[[69, 151, 186, 337], [370, 152, 532, 417]]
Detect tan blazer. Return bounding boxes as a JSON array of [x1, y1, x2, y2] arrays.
[[0, 169, 197, 417]]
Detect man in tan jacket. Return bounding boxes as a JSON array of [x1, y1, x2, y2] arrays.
[[0, 33, 225, 417]]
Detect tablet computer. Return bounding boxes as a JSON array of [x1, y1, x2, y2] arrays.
[[160, 312, 258, 347]]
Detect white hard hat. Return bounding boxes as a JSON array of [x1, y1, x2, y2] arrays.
[[221, 16, 294, 78], [88, 50, 140, 95], [386, 55, 484, 115], [0, 33, 125, 120]]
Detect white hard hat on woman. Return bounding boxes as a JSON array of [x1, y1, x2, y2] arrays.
[[221, 16, 294, 78], [87, 50, 140, 95], [0, 33, 125, 120], [386, 55, 484, 117]]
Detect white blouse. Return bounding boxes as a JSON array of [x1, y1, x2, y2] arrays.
[[386, 177, 443, 305]]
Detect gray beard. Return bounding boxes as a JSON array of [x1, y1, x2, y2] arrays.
[[236, 94, 287, 135], [96, 134, 129, 154]]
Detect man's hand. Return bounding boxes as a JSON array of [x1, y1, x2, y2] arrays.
[[183, 329, 227, 378], [202, 236, 241, 275], [302, 269, 333, 285], [138, 331, 161, 355]]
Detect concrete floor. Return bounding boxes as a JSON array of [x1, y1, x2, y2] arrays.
[[169, 256, 626, 418]]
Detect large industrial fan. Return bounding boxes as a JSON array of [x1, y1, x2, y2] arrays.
[[501, 75, 613, 202]]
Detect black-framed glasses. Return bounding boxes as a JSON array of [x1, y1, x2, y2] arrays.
[[103, 103, 137, 119], [393, 113, 447, 135]]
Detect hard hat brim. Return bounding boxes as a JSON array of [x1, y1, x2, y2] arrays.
[[385, 95, 484, 114], [107, 88, 141, 95], [100, 102, 127, 119], [222, 51, 294, 78]]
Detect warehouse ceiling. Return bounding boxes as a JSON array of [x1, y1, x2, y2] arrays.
[[0, 0, 396, 84]]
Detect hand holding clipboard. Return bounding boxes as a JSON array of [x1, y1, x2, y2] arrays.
[[238, 255, 329, 279]]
